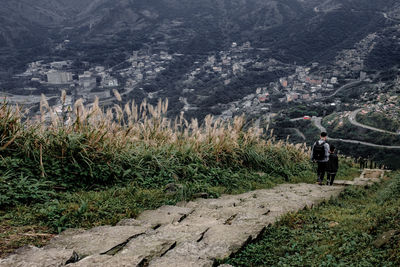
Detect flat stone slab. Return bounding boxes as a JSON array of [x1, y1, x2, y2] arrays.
[[0, 170, 385, 267]]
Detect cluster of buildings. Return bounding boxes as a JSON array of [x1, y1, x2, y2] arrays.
[[119, 50, 174, 87], [8, 59, 123, 109], [217, 36, 378, 120], [184, 42, 254, 87], [369, 92, 400, 119], [274, 65, 339, 103], [334, 33, 377, 77], [219, 87, 272, 120], [183, 42, 290, 94]]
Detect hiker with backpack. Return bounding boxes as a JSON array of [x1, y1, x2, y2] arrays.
[[311, 132, 330, 185], [326, 144, 339, 185]]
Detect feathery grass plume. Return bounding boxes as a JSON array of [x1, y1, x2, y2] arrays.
[[113, 104, 124, 123], [61, 90, 67, 105], [60, 90, 68, 125], [140, 99, 147, 115], [124, 102, 132, 117], [269, 128, 274, 138], [49, 107, 58, 128], [233, 116, 244, 132], [113, 89, 122, 102], [0, 102, 22, 152], [162, 98, 168, 114], [40, 94, 50, 125], [131, 100, 138, 122], [92, 96, 100, 114], [157, 99, 162, 118], [73, 98, 86, 127], [1, 97, 313, 196]]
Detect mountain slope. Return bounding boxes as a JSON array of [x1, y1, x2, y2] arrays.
[[1, 0, 399, 65]]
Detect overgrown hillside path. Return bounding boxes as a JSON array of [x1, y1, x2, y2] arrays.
[[0, 169, 384, 267]]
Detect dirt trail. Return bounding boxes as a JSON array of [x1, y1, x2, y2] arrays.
[[0, 169, 384, 267]]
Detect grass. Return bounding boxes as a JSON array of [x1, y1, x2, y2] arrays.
[[1, 94, 325, 257], [220, 171, 400, 266], [335, 156, 361, 181]]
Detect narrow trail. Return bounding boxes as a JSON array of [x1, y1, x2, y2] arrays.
[[0, 170, 384, 267]]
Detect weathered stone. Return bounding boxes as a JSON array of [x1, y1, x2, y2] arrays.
[[193, 192, 209, 199], [0, 246, 74, 267], [164, 183, 183, 194], [372, 230, 398, 248], [1, 170, 384, 267], [137, 205, 194, 227], [46, 225, 148, 256], [333, 180, 355, 186], [116, 218, 144, 227]]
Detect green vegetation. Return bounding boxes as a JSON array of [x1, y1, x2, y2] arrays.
[[272, 118, 320, 146], [284, 105, 321, 118], [0, 95, 318, 257], [356, 111, 400, 133], [221, 172, 400, 266]]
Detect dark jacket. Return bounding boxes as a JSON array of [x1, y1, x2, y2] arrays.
[[326, 153, 339, 173]]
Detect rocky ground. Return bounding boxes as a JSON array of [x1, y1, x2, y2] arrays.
[[0, 169, 384, 267]]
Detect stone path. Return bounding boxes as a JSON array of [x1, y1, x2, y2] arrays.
[[0, 169, 384, 267]]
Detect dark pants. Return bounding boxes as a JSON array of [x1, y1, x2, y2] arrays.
[[327, 172, 337, 186], [317, 162, 327, 184]]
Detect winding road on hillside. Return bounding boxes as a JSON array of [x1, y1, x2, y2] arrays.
[[382, 12, 400, 23], [312, 117, 400, 149], [290, 128, 306, 140], [0, 170, 384, 267], [349, 109, 399, 135], [320, 80, 363, 99]]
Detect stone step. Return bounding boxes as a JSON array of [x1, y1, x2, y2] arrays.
[[0, 170, 385, 267]]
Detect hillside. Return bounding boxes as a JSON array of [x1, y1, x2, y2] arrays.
[[0, 96, 323, 256], [1, 0, 400, 168], [1, 0, 399, 70]]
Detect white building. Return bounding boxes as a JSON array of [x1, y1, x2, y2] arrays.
[[102, 78, 119, 87], [50, 61, 71, 69], [95, 66, 105, 72], [79, 71, 96, 89], [47, 71, 73, 84]]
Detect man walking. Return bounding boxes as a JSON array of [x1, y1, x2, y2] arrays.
[[311, 132, 330, 185]]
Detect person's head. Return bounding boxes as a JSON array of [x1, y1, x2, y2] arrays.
[[330, 144, 336, 153], [320, 132, 327, 140]]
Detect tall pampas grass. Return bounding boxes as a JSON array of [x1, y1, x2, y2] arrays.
[[1, 92, 311, 186]]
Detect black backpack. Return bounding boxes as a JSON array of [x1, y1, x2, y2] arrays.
[[313, 141, 326, 161]]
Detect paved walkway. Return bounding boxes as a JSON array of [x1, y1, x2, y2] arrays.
[[0, 170, 384, 267]]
